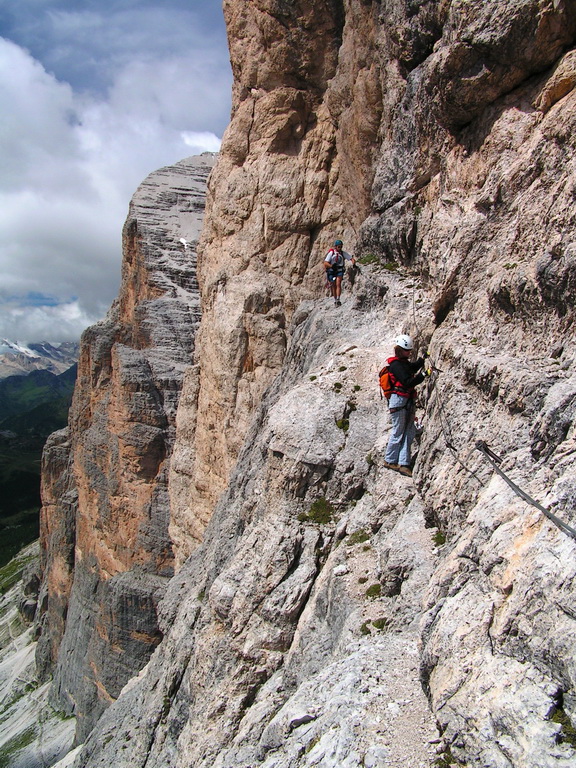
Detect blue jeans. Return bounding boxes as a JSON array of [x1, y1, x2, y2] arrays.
[[385, 394, 416, 466]]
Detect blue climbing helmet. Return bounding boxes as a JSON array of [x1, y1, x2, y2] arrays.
[[334, 239, 343, 247]]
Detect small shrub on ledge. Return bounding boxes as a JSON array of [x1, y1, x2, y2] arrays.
[[298, 497, 335, 525], [365, 583, 382, 599], [358, 253, 379, 265], [432, 530, 446, 546], [347, 529, 370, 546]]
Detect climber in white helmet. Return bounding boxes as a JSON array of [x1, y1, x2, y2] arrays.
[[383, 334, 428, 477]]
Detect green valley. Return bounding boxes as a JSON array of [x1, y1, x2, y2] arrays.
[[0, 364, 77, 567]]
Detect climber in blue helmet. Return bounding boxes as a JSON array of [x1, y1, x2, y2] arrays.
[[324, 239, 356, 307]]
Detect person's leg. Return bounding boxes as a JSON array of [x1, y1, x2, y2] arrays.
[[335, 276, 342, 300], [385, 396, 407, 464], [398, 415, 416, 467], [326, 270, 336, 297]]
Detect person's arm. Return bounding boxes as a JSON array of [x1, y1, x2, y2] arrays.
[[390, 359, 425, 389], [343, 250, 356, 265], [411, 357, 424, 372]]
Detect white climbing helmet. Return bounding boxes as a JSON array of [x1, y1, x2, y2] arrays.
[[395, 334, 413, 350]]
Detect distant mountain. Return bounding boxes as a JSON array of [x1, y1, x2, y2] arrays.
[[0, 339, 79, 379], [0, 363, 77, 424]]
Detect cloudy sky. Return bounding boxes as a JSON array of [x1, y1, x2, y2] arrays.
[[0, 0, 232, 342]]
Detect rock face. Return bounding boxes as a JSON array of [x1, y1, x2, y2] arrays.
[[36, 154, 216, 740], [168, 0, 384, 560], [67, 286, 445, 768], [0, 542, 76, 768], [38, 2, 576, 767]]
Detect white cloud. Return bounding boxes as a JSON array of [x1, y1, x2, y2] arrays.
[[0, 299, 101, 344], [181, 132, 222, 153], [0, 39, 86, 195], [7, 2, 232, 109], [0, 8, 231, 343]]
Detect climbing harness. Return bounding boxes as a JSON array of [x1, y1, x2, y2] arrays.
[[475, 441, 576, 542]]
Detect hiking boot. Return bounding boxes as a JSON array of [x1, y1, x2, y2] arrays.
[[398, 465, 413, 477], [383, 461, 399, 471], [335, 299, 341, 307]]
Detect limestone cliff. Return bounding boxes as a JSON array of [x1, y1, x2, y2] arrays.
[[38, 1, 576, 767], [169, 0, 384, 560], [36, 155, 216, 739]]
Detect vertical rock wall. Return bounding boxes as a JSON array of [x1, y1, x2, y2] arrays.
[[169, 0, 384, 562], [358, 3, 576, 763], [36, 155, 216, 739], [36, 428, 77, 679]]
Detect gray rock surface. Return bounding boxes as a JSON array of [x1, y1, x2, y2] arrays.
[[0, 542, 76, 768], [68, 279, 443, 768]]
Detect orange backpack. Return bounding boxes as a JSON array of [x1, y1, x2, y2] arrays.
[[378, 357, 399, 399]]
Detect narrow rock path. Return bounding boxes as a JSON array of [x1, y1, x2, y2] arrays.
[[359, 631, 440, 768]]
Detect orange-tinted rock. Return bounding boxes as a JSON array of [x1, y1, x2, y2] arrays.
[[36, 155, 216, 737]]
